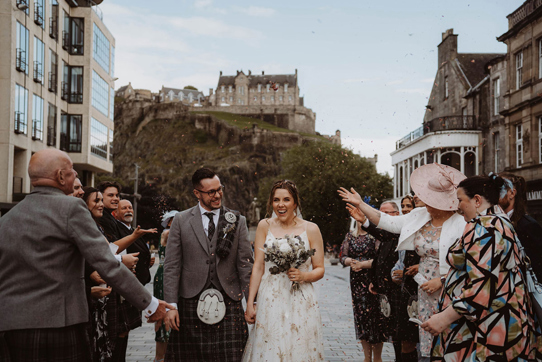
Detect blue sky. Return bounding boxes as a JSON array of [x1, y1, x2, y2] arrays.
[[100, 0, 521, 174]]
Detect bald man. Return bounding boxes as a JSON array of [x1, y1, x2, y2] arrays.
[[0, 149, 173, 361]]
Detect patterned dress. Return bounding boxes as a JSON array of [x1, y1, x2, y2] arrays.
[[431, 206, 542, 361], [153, 244, 169, 343], [340, 232, 388, 343], [413, 221, 442, 358]]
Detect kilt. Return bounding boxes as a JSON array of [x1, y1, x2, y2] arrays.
[[165, 294, 248, 362], [0, 324, 91, 362], [105, 291, 142, 338]]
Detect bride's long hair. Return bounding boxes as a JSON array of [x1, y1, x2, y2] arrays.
[[265, 180, 302, 222]]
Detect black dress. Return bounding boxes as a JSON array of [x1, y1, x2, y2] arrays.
[[340, 232, 387, 343]]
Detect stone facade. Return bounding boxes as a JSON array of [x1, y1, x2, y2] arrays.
[[210, 70, 316, 134], [159, 86, 204, 106], [0, 0, 116, 215]]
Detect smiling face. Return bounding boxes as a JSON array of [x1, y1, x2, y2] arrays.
[[102, 186, 120, 211], [457, 187, 478, 222], [115, 199, 134, 225], [272, 188, 297, 222], [72, 178, 84, 198], [194, 175, 223, 211], [401, 198, 414, 215], [86, 191, 104, 219]]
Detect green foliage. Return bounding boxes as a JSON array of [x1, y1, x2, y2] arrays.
[[184, 85, 198, 91], [269, 141, 393, 246], [192, 128, 208, 143]]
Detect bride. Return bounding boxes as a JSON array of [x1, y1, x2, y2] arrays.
[[242, 180, 325, 362]]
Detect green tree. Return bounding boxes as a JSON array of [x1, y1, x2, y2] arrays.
[[184, 85, 198, 91], [262, 141, 392, 247]]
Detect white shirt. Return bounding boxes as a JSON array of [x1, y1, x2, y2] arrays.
[[198, 203, 219, 237]]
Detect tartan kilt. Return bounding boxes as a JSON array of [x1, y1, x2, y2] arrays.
[[0, 324, 91, 362], [165, 294, 248, 362], [105, 291, 142, 338]]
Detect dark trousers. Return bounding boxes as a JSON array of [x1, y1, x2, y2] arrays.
[[0, 324, 91, 362]]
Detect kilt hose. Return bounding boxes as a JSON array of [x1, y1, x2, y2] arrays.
[[0, 323, 91, 362], [165, 295, 248, 362]]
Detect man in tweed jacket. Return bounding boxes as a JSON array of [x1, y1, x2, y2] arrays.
[[164, 168, 254, 361], [0, 149, 173, 361]]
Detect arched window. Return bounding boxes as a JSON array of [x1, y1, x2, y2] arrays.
[[464, 152, 476, 177], [441, 151, 461, 171]]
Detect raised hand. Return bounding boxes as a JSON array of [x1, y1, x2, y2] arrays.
[[133, 226, 158, 238], [337, 187, 363, 207], [346, 203, 367, 223]]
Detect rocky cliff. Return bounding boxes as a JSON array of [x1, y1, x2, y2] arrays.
[[112, 99, 323, 216]]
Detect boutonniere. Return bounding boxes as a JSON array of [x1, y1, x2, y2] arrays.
[[223, 223, 236, 235]]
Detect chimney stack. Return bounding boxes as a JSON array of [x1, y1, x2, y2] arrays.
[[262, 71, 264, 75], [220, 70, 222, 76], [438, 28, 458, 66]]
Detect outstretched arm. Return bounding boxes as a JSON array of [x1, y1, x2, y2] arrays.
[[338, 187, 382, 225]]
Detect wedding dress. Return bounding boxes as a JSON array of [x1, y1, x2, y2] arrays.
[[242, 229, 324, 362]]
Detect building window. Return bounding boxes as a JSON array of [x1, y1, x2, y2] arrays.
[[47, 103, 57, 146], [494, 132, 500, 172], [493, 78, 500, 116], [33, 37, 44, 83], [237, 99, 241, 104], [266, 84, 270, 92], [92, 70, 109, 116], [32, 94, 44, 140], [221, 85, 225, 93], [15, 84, 28, 134], [271, 95, 274, 102], [228, 85, 232, 93], [63, 66, 83, 104], [516, 51, 523, 90], [539, 117, 542, 164], [63, 16, 84, 55], [289, 95, 292, 102], [189, 93, 193, 102], [91, 118, 108, 159], [48, 49, 57, 93], [539, 39, 542, 79], [229, 96, 233, 102], [444, 76, 449, 99], [238, 86, 244, 95], [108, 128, 114, 163], [110, 46, 115, 77], [279, 95, 283, 102], [60, 114, 82, 152], [34, 0, 44, 27], [16, 22, 29, 74], [284, 83, 288, 92], [262, 96, 265, 101], [93, 23, 110, 73], [179, 92, 183, 101], [221, 96, 225, 102], [110, 87, 114, 120], [49, 0, 58, 40], [257, 84, 261, 92], [517, 124, 523, 168]]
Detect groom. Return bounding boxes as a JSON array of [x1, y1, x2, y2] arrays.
[[164, 168, 254, 361]]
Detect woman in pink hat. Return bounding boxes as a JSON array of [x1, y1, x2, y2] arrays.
[[339, 163, 466, 362]]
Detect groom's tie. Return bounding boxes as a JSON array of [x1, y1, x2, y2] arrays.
[[205, 212, 215, 241]]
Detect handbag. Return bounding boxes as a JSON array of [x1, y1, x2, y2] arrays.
[[514, 236, 542, 322]]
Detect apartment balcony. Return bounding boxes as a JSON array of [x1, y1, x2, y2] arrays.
[[49, 17, 58, 39], [16, 0, 28, 11], [32, 120, 42, 141], [14, 112, 26, 135], [33, 62, 43, 84], [16, 49, 27, 73], [48, 72, 57, 93], [396, 115, 477, 150], [34, 3, 44, 26], [508, 0, 542, 29]]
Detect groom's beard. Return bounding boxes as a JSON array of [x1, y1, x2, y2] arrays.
[[201, 195, 222, 210]]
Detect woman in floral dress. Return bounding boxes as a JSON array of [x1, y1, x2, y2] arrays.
[[340, 222, 387, 362], [339, 163, 467, 362], [423, 174, 542, 361]]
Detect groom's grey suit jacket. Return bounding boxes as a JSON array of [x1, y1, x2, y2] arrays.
[[163, 205, 253, 303], [0, 186, 153, 332]]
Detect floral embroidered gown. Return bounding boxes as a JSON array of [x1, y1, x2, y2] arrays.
[[431, 206, 542, 361], [242, 230, 324, 362], [414, 221, 442, 358], [340, 231, 388, 344]]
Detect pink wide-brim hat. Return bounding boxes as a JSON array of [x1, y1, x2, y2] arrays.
[[410, 163, 466, 211]]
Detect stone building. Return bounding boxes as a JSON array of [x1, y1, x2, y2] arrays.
[[0, 0, 116, 214], [207, 69, 316, 134], [159, 86, 204, 106], [391, 29, 504, 199], [116, 82, 152, 101], [497, 0, 542, 221]]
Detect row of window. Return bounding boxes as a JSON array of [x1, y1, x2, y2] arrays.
[[167, 92, 202, 102], [506, 118, 542, 170], [14, 84, 113, 161], [219, 95, 293, 103], [220, 83, 290, 93], [513, 40, 542, 90]]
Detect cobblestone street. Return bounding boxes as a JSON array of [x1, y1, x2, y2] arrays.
[[127, 262, 396, 361]]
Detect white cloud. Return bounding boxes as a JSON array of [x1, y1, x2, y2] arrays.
[[234, 6, 276, 17], [194, 0, 213, 9]]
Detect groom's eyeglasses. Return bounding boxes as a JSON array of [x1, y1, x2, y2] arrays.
[[195, 185, 225, 197]]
